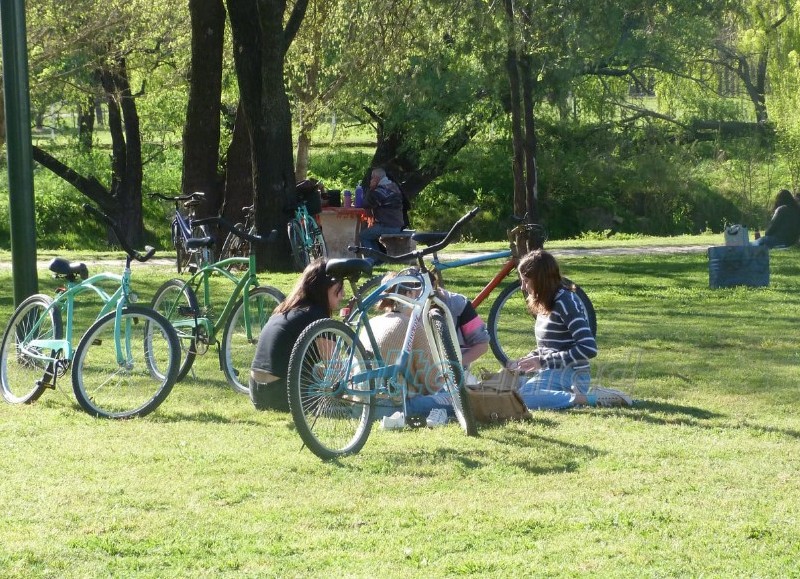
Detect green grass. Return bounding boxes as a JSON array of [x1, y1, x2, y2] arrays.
[[1, 247, 800, 576]]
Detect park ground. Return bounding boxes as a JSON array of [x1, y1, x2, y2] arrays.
[[0, 236, 799, 576]]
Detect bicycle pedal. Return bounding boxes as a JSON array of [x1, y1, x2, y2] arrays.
[[188, 264, 198, 274], [177, 306, 197, 317]]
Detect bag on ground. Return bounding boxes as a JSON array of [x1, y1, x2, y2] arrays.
[[467, 369, 531, 423]]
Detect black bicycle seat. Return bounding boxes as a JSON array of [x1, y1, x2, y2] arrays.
[[49, 257, 89, 280], [185, 236, 215, 249], [326, 258, 372, 282], [411, 232, 447, 246]]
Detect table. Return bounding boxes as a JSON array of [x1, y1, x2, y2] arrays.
[[318, 207, 370, 259]]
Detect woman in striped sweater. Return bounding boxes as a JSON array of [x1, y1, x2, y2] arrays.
[[511, 250, 598, 410]]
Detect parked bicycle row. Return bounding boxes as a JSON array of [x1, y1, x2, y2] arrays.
[[1, 197, 605, 461]]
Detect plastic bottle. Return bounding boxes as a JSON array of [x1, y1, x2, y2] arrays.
[[354, 185, 364, 208], [343, 190, 352, 208]]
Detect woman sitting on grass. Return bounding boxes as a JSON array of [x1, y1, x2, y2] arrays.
[[511, 250, 630, 409], [249, 259, 345, 412], [364, 271, 490, 428]]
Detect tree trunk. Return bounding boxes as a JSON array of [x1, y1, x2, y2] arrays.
[[182, 0, 226, 218], [77, 95, 95, 152], [505, 48, 527, 220], [366, 107, 476, 199], [519, 54, 539, 224], [221, 102, 254, 227], [227, 0, 308, 272], [295, 115, 312, 182]]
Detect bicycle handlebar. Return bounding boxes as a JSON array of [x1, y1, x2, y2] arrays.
[[192, 215, 276, 245], [83, 204, 157, 263], [149, 191, 206, 203], [349, 207, 480, 263]]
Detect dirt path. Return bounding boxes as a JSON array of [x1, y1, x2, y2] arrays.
[[2, 244, 712, 273]]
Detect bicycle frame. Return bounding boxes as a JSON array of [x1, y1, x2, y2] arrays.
[[337, 271, 460, 403], [293, 203, 318, 248], [23, 268, 134, 367], [163, 250, 261, 346], [431, 248, 516, 309]]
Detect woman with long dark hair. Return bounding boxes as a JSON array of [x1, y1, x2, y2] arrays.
[[512, 250, 599, 409], [249, 259, 345, 411]]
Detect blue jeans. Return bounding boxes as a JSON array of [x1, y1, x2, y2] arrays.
[[372, 392, 454, 420], [518, 367, 591, 410], [753, 236, 787, 249], [359, 223, 402, 264]]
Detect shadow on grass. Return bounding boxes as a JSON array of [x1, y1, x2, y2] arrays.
[[150, 411, 265, 426], [599, 399, 800, 440], [633, 399, 722, 421]]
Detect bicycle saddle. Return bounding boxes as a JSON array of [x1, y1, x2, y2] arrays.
[[326, 258, 373, 282], [185, 236, 214, 249], [411, 232, 447, 246], [49, 257, 89, 280]]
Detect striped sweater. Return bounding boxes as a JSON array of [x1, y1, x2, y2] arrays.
[[534, 288, 597, 371]]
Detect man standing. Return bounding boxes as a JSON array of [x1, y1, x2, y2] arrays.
[[358, 167, 405, 265]]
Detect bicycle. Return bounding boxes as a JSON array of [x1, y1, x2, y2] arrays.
[[0, 204, 181, 419], [288, 200, 327, 272], [354, 218, 596, 368], [286, 208, 480, 460], [218, 203, 255, 265], [151, 191, 211, 274], [149, 200, 285, 393]]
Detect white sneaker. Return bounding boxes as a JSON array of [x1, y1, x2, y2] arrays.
[[591, 387, 633, 407], [381, 411, 405, 430], [426, 408, 448, 428]]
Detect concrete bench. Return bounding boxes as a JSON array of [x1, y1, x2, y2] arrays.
[[379, 230, 416, 257]]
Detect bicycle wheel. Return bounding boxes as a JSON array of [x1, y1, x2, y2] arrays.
[[221, 285, 285, 394], [428, 308, 478, 437], [288, 220, 309, 271], [0, 294, 63, 404], [72, 306, 180, 419], [176, 242, 189, 274], [288, 319, 374, 460], [308, 220, 328, 261], [151, 279, 199, 381], [487, 278, 596, 367], [218, 224, 242, 261]]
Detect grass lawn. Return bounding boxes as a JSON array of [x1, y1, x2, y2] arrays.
[[1, 245, 799, 576]]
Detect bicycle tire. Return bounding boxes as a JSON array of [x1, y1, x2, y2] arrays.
[[0, 294, 63, 404], [150, 279, 199, 381], [308, 220, 328, 261], [176, 242, 189, 274], [287, 319, 375, 460], [487, 278, 596, 367], [220, 285, 285, 394], [288, 219, 308, 271], [72, 306, 180, 419], [429, 308, 478, 437], [219, 222, 250, 266]]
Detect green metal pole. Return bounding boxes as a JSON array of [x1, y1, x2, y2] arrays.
[[1, 0, 39, 304]]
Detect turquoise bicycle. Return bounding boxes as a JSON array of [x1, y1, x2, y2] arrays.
[[149, 205, 285, 393], [288, 180, 328, 271], [0, 204, 181, 418], [286, 209, 480, 460]]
